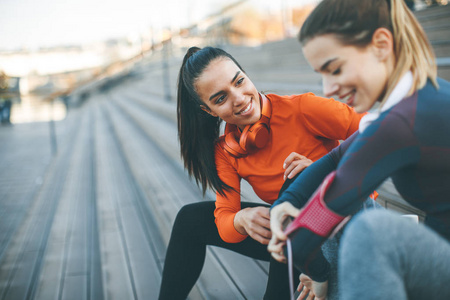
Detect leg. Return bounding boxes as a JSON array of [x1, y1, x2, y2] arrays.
[[339, 210, 450, 300], [264, 255, 300, 300], [158, 201, 274, 300]]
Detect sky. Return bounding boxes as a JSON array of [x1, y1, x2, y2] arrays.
[[0, 0, 318, 51]]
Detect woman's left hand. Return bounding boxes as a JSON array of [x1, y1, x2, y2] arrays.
[[297, 274, 328, 300], [267, 202, 301, 262], [283, 152, 313, 180]]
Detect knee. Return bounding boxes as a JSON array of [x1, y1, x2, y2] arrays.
[[340, 210, 402, 263], [172, 202, 214, 233], [341, 210, 383, 249]]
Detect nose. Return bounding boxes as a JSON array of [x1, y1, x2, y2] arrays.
[[232, 92, 246, 107], [322, 76, 339, 98]]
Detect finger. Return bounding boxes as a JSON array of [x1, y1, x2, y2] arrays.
[[259, 207, 271, 220], [267, 240, 285, 256], [270, 222, 287, 240], [283, 152, 305, 169], [297, 282, 304, 292], [270, 251, 286, 263], [257, 217, 271, 231], [270, 218, 288, 241], [298, 286, 310, 300], [255, 235, 271, 245], [252, 230, 272, 244], [307, 292, 315, 300], [283, 152, 298, 169], [284, 162, 298, 180], [286, 163, 308, 179]]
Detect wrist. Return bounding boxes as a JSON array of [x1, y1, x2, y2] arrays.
[[234, 210, 248, 235]]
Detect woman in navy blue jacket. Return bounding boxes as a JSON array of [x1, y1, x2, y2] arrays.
[[268, 0, 450, 299]]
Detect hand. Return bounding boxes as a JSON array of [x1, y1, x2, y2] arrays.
[[283, 152, 313, 180], [234, 206, 272, 245], [297, 274, 328, 300], [267, 202, 301, 262]]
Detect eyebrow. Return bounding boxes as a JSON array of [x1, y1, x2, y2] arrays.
[[318, 58, 338, 72], [208, 71, 241, 101]]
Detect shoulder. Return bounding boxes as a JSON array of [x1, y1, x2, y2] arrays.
[[214, 137, 237, 164], [266, 92, 326, 113], [266, 92, 323, 104]]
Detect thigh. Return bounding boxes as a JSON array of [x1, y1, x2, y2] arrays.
[[340, 210, 450, 300], [179, 201, 272, 261]]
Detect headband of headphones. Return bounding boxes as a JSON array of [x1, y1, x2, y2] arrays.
[[223, 94, 272, 158]]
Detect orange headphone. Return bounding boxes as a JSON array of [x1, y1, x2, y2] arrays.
[[223, 94, 272, 158]]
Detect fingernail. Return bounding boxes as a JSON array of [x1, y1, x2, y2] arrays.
[[283, 163, 286, 169]]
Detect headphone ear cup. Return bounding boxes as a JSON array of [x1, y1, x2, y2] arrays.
[[240, 122, 270, 151], [224, 130, 247, 157], [239, 125, 251, 152]]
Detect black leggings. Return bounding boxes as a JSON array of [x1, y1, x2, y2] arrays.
[[158, 200, 300, 299]]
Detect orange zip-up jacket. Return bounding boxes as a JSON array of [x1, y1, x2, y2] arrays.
[[214, 93, 364, 243]]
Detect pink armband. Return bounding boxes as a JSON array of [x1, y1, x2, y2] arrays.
[[284, 171, 349, 238]]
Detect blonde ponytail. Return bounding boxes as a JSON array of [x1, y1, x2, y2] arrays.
[[380, 0, 438, 106]]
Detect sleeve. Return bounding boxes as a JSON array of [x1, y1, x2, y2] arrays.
[[285, 111, 421, 280], [325, 111, 420, 214], [213, 144, 248, 243], [299, 93, 364, 140]]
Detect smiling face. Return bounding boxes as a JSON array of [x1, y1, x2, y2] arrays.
[[195, 57, 261, 130], [302, 32, 393, 113]]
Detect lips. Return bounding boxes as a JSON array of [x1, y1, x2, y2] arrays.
[[236, 100, 252, 115], [340, 90, 355, 106]]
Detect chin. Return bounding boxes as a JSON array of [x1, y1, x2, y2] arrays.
[[353, 101, 374, 114], [353, 106, 366, 114]]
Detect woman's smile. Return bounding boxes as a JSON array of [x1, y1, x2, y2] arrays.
[[236, 100, 253, 116], [340, 90, 356, 107]]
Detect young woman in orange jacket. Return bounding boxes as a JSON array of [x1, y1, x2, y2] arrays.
[[158, 46, 366, 299]]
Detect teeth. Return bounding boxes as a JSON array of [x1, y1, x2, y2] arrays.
[[238, 102, 251, 114], [342, 92, 354, 102], [241, 104, 251, 114]]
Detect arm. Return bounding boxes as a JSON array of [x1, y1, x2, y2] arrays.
[[299, 93, 364, 141], [273, 111, 420, 279], [214, 145, 271, 244], [214, 146, 246, 243]]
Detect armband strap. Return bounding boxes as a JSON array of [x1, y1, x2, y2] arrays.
[[284, 171, 349, 238]]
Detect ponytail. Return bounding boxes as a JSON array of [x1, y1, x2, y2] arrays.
[[177, 47, 241, 196], [381, 0, 437, 107]]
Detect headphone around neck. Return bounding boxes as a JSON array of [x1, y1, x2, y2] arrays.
[[223, 93, 272, 158]]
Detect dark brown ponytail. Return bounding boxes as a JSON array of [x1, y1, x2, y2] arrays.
[[177, 46, 243, 196]]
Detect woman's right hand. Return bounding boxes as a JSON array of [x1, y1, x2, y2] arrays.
[[234, 206, 272, 245], [267, 202, 301, 262]]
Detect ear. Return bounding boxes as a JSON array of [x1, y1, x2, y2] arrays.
[[371, 28, 394, 62], [200, 104, 218, 117]]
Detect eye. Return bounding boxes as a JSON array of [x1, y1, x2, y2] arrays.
[[236, 77, 244, 86], [332, 67, 341, 75], [215, 94, 226, 104]]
